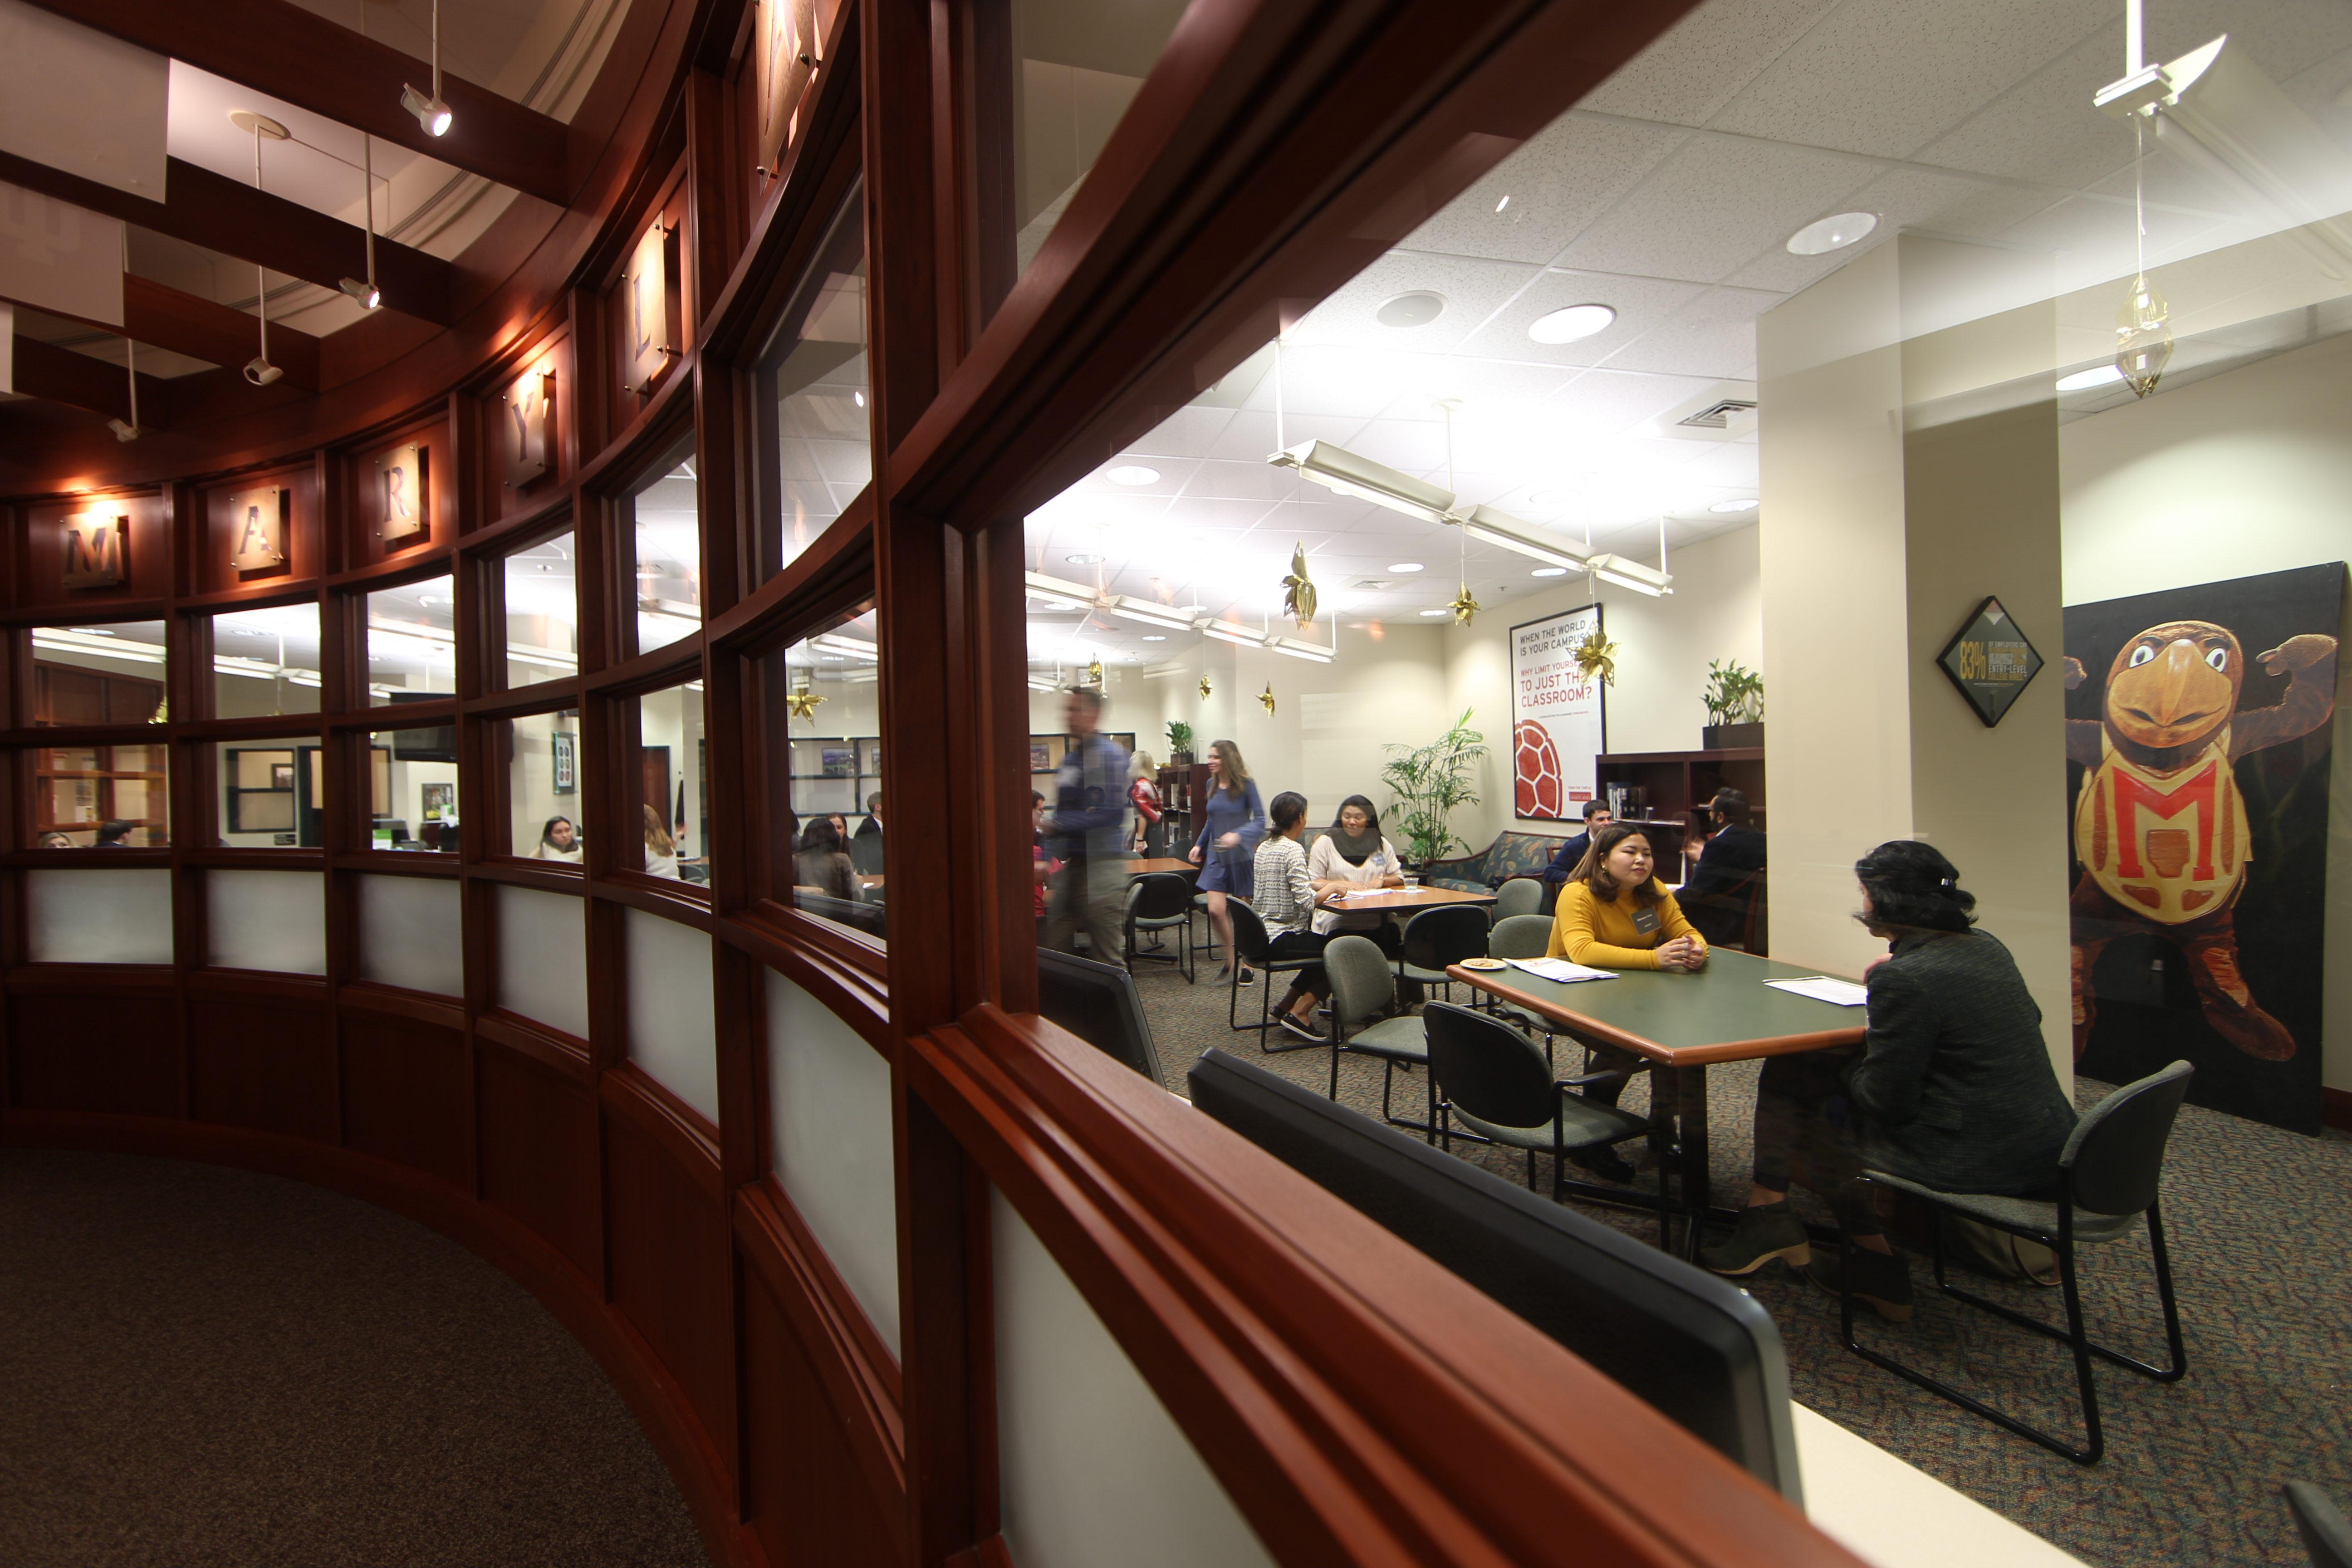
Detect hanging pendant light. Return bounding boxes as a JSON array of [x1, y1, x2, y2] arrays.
[[108, 229, 140, 441], [2112, 35, 2171, 398], [231, 110, 289, 385], [401, 0, 453, 135], [341, 33, 383, 312]]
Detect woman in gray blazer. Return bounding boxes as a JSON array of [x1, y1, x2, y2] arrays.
[[1699, 840, 2076, 1322]]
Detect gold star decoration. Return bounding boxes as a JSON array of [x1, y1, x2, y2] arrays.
[[1199, 675, 1212, 701], [1573, 627, 1621, 687], [784, 682, 825, 720], [1259, 682, 1277, 715], [1281, 541, 1318, 627], [1449, 582, 1481, 626], [1087, 658, 1104, 688]]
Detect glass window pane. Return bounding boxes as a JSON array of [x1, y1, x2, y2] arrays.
[[757, 606, 883, 938], [634, 679, 708, 886], [367, 577, 456, 705], [213, 604, 322, 717], [369, 726, 458, 853], [208, 869, 327, 975], [503, 533, 578, 687], [32, 742, 167, 847], [627, 446, 701, 654], [760, 196, 868, 577], [28, 620, 167, 725], [26, 868, 174, 961], [216, 741, 319, 848], [506, 709, 584, 862]]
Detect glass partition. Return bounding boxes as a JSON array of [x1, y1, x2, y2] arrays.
[[758, 196, 868, 577], [215, 740, 321, 848], [632, 679, 708, 885], [505, 709, 584, 862], [367, 576, 457, 705], [625, 444, 701, 655], [28, 620, 167, 725], [369, 726, 459, 853], [213, 603, 322, 717], [33, 742, 168, 847], [502, 533, 579, 687], [757, 606, 883, 936]]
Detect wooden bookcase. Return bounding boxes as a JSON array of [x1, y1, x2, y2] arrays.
[[34, 741, 169, 846], [1592, 747, 1766, 867]]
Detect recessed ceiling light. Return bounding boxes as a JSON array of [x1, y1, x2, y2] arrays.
[[1786, 212, 1878, 256], [1417, 608, 1450, 617], [2056, 364, 2127, 392], [1066, 553, 1103, 564], [1527, 304, 1616, 344], [1530, 567, 1569, 577], [1142, 634, 1167, 642], [1106, 465, 1160, 486], [1495, 195, 1511, 213], [853, 390, 865, 407], [1387, 561, 1425, 573], [1376, 291, 1446, 328], [1709, 497, 1759, 514]]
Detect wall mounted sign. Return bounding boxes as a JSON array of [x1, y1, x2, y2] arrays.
[[625, 221, 674, 392], [1935, 595, 2044, 727], [62, 509, 127, 588], [1508, 603, 1606, 820], [375, 442, 429, 545], [551, 730, 577, 795], [226, 485, 288, 574], [503, 366, 554, 489], [755, 0, 818, 177]]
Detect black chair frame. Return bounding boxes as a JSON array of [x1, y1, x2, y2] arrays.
[[1124, 872, 1196, 985], [1223, 898, 1320, 1048], [1838, 1179, 2186, 1465]]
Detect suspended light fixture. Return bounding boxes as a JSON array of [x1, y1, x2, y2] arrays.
[[230, 110, 289, 385], [401, 0, 453, 136], [340, 78, 382, 309], [1587, 515, 1674, 597], [1269, 438, 1454, 525], [109, 229, 140, 441], [1452, 504, 1589, 571]]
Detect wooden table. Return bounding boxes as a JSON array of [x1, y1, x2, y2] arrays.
[[1319, 884, 1495, 913], [1125, 858, 1196, 877], [858, 874, 884, 890], [1444, 948, 1866, 1256]]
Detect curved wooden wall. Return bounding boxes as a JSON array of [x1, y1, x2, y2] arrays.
[[1, 2, 1870, 1565]]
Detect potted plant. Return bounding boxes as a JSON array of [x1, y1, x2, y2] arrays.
[[1701, 659, 1765, 750], [1381, 708, 1486, 867], [1165, 720, 1194, 766]]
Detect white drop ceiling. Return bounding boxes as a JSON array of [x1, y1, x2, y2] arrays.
[[1025, 0, 2352, 668]]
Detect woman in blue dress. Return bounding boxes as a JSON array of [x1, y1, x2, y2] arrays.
[[1187, 738, 1267, 984]]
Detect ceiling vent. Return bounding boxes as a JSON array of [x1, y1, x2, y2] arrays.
[[1677, 398, 1757, 430], [1352, 577, 1392, 591]]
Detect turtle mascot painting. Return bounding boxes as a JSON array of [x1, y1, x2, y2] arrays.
[[2064, 564, 2343, 1133]]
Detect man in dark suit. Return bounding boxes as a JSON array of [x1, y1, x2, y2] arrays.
[[1682, 789, 1765, 946], [1539, 799, 1613, 896], [851, 792, 884, 874]]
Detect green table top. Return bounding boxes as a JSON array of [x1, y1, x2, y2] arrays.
[[1446, 948, 1869, 1065]]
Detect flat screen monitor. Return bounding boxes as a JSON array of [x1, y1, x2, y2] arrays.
[[386, 691, 457, 762], [1187, 1047, 1802, 1502], [1039, 948, 1163, 1089]]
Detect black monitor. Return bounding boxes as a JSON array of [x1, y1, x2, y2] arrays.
[[1038, 948, 1164, 1090], [386, 691, 458, 761], [1187, 1048, 1803, 1502]]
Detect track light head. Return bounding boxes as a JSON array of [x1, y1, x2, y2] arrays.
[[339, 276, 382, 309], [244, 357, 284, 387], [108, 418, 140, 442], [401, 84, 452, 137]]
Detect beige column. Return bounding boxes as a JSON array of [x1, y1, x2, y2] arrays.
[[1759, 235, 2073, 1085]]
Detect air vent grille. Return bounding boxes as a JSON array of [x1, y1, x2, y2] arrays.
[[1677, 398, 1758, 430]]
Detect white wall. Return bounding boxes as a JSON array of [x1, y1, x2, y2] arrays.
[[2060, 331, 2352, 1095]]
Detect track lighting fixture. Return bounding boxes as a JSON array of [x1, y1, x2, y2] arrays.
[[401, 1, 452, 135], [230, 110, 290, 385], [340, 277, 381, 309]]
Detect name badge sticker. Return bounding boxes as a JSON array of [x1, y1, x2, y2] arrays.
[[1632, 906, 1661, 936]]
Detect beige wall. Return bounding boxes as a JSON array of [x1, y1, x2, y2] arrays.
[[2059, 330, 2352, 1096]]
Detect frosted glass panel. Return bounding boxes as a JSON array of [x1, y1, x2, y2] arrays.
[[625, 908, 716, 1125], [765, 971, 898, 1354], [497, 885, 588, 1038], [208, 870, 325, 974], [25, 868, 172, 963], [992, 1190, 1276, 1568], [357, 874, 462, 995]]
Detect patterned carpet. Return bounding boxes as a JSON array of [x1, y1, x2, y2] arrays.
[[1122, 943, 2352, 1568]]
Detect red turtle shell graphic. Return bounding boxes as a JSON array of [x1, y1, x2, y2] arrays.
[[1514, 720, 1563, 819]]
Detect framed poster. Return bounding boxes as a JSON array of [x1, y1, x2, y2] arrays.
[[502, 368, 554, 489], [421, 781, 454, 822], [62, 510, 127, 589], [820, 745, 855, 778], [2065, 562, 2343, 1133], [1029, 740, 1053, 773], [1935, 595, 2043, 726], [375, 443, 429, 545], [1508, 604, 1607, 821], [551, 730, 577, 795], [625, 221, 674, 392], [227, 485, 289, 575]]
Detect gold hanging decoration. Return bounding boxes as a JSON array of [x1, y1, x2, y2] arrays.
[[1448, 582, 1481, 627], [1573, 627, 1621, 687], [784, 681, 825, 720], [1087, 658, 1104, 688], [1198, 675, 1212, 701], [2115, 272, 2172, 399], [1259, 682, 1277, 715], [1281, 541, 1318, 627]]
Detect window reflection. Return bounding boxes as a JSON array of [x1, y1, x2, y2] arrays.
[[635, 681, 709, 886], [757, 607, 884, 938], [758, 196, 868, 576], [503, 534, 578, 687], [367, 577, 456, 705], [214, 604, 322, 717], [370, 726, 458, 853], [627, 447, 701, 654], [29, 620, 167, 725], [506, 710, 584, 862], [217, 741, 320, 848]]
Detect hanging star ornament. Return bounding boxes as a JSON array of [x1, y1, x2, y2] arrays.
[[1259, 682, 1277, 715], [1448, 582, 1481, 626], [2115, 272, 2172, 399], [784, 682, 825, 720], [1573, 627, 1621, 687], [1281, 541, 1318, 627], [1087, 658, 1104, 688], [1199, 675, 1212, 701]]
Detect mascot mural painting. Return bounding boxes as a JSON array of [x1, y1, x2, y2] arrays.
[[2064, 563, 2343, 1134]]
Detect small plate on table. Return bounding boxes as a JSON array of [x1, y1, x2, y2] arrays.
[[1457, 957, 1508, 971]]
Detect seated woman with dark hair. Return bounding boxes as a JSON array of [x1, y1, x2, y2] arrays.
[[1252, 791, 1337, 1042], [795, 816, 861, 902], [1699, 841, 2076, 1323]]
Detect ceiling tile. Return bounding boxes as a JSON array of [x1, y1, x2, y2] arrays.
[[1206, 409, 1366, 461], [1600, 285, 1782, 378], [1908, 21, 2136, 189], [1575, 0, 1847, 126], [1454, 268, 1710, 367], [1395, 115, 1690, 264], [1281, 251, 1545, 354], [1551, 135, 1876, 283], [1539, 367, 1729, 435], [1127, 405, 1237, 459]]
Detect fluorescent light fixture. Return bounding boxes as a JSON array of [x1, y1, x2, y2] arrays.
[[31, 629, 167, 664], [1065, 553, 1103, 564], [1531, 567, 1568, 578], [401, 83, 452, 136], [1200, 622, 1260, 649], [811, 632, 879, 661], [1417, 608, 1449, 617], [2056, 363, 2127, 391], [340, 276, 381, 309], [1142, 635, 1167, 642], [1588, 553, 1674, 597], [1387, 561, 1424, 573], [1268, 635, 1334, 663], [1450, 503, 1590, 570], [1708, 497, 1759, 514], [1786, 212, 1878, 255], [1269, 439, 1454, 524], [1104, 596, 1196, 631], [1527, 304, 1616, 344], [1024, 572, 1089, 610], [1106, 465, 1161, 486]]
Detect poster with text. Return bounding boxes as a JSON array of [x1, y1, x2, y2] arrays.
[[1509, 604, 1606, 821], [2064, 562, 2342, 1134]]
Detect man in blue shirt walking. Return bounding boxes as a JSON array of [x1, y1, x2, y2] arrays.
[[1048, 686, 1132, 964]]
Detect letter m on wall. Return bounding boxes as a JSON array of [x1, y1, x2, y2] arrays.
[[63, 512, 127, 588]]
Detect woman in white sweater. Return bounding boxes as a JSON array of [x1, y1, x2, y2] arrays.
[[1251, 792, 1336, 1042], [1307, 795, 1405, 936]]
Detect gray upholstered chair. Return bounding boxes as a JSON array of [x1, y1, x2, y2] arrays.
[[1123, 872, 1195, 983], [1838, 1059, 2194, 1465], [1396, 903, 1490, 1001], [1490, 876, 1546, 924], [1323, 934, 1433, 1137], [1224, 897, 1318, 1044], [1482, 914, 1558, 1047]]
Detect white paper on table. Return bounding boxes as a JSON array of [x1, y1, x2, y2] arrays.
[[1764, 976, 1870, 1007], [1505, 956, 1617, 983]]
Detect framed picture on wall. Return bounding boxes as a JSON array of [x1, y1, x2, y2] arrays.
[[821, 745, 855, 777], [1029, 740, 1052, 773], [552, 730, 577, 794], [421, 782, 454, 821], [270, 762, 294, 789]]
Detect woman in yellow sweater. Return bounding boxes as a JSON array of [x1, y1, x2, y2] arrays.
[[1545, 823, 1704, 1181]]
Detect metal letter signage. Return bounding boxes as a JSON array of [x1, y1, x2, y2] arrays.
[[376, 443, 429, 545], [1936, 595, 2044, 727], [62, 510, 127, 588], [626, 221, 674, 392], [227, 485, 288, 574], [503, 367, 554, 489]]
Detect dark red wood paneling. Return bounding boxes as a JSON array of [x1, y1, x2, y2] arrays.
[[340, 1010, 469, 1188], [5, 990, 179, 1116], [743, 1263, 902, 1568], [189, 995, 338, 1142], [603, 1079, 731, 1454], [475, 1036, 603, 1282]]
